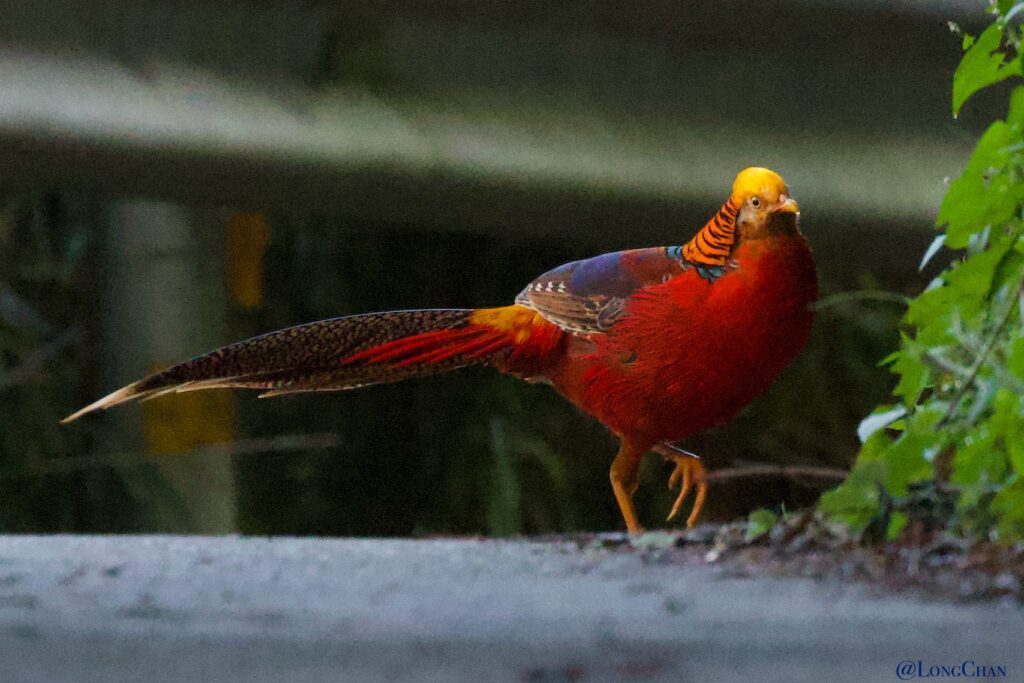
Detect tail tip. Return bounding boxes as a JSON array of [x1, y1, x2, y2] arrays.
[[60, 385, 139, 424]]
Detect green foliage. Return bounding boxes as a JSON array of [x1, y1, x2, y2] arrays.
[[822, 4, 1024, 543], [952, 24, 1021, 117], [745, 508, 778, 542]]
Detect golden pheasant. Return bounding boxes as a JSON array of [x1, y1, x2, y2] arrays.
[[64, 167, 817, 532]]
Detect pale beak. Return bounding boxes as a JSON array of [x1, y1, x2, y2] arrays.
[[774, 196, 800, 214]]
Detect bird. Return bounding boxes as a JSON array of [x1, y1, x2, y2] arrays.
[[63, 167, 817, 533]]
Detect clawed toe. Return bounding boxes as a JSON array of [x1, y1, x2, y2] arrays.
[[661, 448, 708, 527]]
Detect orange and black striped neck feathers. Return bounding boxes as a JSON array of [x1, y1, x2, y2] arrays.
[[682, 167, 793, 267], [681, 197, 739, 268]]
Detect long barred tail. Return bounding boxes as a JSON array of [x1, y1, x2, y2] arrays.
[[62, 306, 558, 423]]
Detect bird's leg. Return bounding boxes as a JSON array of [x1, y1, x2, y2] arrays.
[[654, 444, 708, 528], [609, 440, 647, 534]]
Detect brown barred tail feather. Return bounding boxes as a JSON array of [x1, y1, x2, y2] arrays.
[[61, 308, 515, 423]]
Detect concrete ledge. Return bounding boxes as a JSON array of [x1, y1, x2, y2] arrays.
[[0, 535, 1020, 682]]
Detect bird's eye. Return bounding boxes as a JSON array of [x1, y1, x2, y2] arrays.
[[750, 197, 762, 208]]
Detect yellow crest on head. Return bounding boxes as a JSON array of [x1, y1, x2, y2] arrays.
[[731, 167, 788, 203]]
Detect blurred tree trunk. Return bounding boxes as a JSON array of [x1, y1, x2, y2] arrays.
[[103, 200, 237, 533]]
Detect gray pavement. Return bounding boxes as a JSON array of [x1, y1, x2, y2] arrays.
[[0, 534, 1020, 682]]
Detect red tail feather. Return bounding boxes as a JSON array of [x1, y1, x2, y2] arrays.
[[343, 327, 484, 366]]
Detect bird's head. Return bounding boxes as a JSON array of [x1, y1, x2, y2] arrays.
[[730, 167, 800, 240]]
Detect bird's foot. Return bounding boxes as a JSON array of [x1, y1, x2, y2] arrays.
[[663, 450, 708, 528]]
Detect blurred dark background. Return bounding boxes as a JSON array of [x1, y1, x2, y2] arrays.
[[0, 1, 992, 535]]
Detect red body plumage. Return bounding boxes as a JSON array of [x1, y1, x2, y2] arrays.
[[542, 234, 817, 449]]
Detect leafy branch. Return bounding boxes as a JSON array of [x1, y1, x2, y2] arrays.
[[940, 276, 1024, 427], [820, 1, 1024, 543]]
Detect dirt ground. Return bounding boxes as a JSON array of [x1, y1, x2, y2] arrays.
[[613, 511, 1024, 605]]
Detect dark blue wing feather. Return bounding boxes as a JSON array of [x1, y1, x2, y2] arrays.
[[515, 247, 687, 334]]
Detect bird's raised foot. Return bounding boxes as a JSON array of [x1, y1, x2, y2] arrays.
[[658, 446, 708, 528]]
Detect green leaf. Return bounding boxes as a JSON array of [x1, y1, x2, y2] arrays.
[[880, 409, 943, 496], [997, 0, 1022, 18], [991, 389, 1024, 474], [819, 434, 890, 533], [952, 422, 1007, 488], [883, 434, 935, 496], [905, 286, 954, 346], [989, 244, 1024, 297], [745, 508, 778, 542], [891, 339, 931, 406], [1009, 335, 1024, 380], [857, 430, 895, 465], [908, 240, 1014, 347], [937, 122, 1017, 248], [886, 511, 908, 541], [952, 24, 1021, 116], [818, 480, 877, 533], [943, 238, 1012, 300], [991, 477, 1024, 542], [1004, 83, 1024, 127]]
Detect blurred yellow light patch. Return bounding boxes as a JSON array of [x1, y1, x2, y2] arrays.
[[142, 387, 236, 455], [226, 212, 270, 308]]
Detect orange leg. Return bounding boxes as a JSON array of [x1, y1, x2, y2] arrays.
[[609, 440, 647, 534], [656, 444, 708, 528]]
